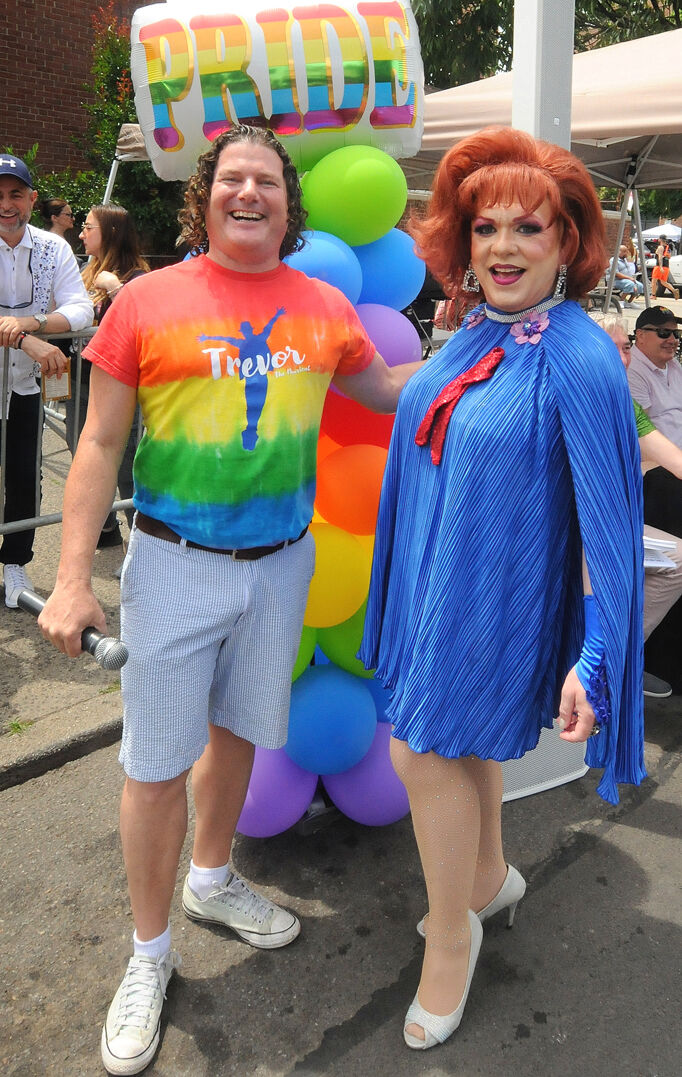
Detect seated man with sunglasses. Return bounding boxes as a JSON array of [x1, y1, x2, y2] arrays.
[[0, 155, 93, 607], [627, 306, 682, 687], [628, 306, 682, 457]]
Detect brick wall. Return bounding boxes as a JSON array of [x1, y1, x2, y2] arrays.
[[1, 0, 138, 171]]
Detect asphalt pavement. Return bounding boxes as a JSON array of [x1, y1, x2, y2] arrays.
[[0, 388, 681, 1077]]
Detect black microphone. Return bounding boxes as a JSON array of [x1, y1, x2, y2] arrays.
[[17, 589, 129, 671]]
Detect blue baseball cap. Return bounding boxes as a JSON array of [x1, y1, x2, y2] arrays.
[[0, 155, 34, 189]]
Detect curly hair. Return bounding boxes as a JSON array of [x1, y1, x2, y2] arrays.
[[411, 127, 606, 301], [177, 125, 307, 259]]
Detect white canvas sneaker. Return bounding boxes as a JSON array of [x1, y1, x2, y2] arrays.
[[3, 564, 33, 608], [101, 950, 181, 1075], [182, 869, 300, 948]]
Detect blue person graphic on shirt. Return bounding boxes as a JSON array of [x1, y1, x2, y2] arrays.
[[199, 307, 285, 450]]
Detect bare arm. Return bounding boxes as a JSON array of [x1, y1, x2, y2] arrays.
[[639, 428, 682, 480], [38, 365, 138, 657], [332, 351, 421, 414]]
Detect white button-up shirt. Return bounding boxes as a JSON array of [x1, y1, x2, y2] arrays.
[[627, 342, 682, 450], [0, 224, 93, 401]]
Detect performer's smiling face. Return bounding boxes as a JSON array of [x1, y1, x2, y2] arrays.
[[205, 142, 289, 273], [470, 199, 565, 313]]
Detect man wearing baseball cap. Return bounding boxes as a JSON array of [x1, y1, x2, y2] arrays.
[[0, 154, 93, 606], [628, 303, 682, 530]]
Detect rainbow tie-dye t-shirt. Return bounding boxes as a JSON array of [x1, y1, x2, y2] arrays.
[[83, 256, 375, 548]]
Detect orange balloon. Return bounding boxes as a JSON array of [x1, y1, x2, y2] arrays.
[[317, 431, 341, 467], [316, 444, 388, 534]]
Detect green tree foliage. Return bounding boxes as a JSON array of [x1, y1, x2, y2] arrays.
[[74, 2, 184, 254], [412, 1, 513, 88], [413, 0, 681, 88], [638, 188, 682, 221], [14, 3, 183, 256]]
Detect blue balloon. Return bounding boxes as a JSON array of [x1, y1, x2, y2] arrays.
[[365, 677, 393, 723], [284, 230, 362, 304], [285, 665, 377, 774], [353, 229, 426, 310]]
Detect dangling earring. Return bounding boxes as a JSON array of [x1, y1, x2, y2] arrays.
[[553, 264, 567, 300], [462, 263, 480, 292]]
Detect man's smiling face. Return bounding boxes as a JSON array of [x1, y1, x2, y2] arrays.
[[205, 143, 289, 274], [0, 175, 37, 247]]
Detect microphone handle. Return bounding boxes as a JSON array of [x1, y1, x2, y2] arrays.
[[16, 589, 128, 671]]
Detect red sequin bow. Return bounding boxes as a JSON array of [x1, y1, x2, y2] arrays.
[[415, 346, 505, 465]]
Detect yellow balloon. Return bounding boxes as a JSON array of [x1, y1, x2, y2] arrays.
[[305, 523, 371, 628]]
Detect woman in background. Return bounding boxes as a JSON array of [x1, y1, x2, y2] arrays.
[[40, 198, 75, 240]]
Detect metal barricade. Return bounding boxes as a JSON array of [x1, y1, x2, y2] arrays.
[[0, 328, 139, 537]]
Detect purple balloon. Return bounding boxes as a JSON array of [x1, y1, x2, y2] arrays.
[[322, 722, 410, 826], [237, 747, 318, 838], [356, 303, 422, 368]]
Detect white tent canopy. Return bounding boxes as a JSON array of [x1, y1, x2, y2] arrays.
[[640, 222, 681, 241], [399, 28, 682, 305], [401, 28, 682, 193]]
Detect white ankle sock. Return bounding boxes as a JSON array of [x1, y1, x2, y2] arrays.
[[133, 923, 171, 959], [188, 859, 230, 900]]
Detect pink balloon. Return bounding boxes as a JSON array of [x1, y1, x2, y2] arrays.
[[237, 747, 318, 838], [322, 722, 409, 826], [356, 303, 422, 368]]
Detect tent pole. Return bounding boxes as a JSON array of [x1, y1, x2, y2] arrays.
[[631, 191, 650, 307], [511, 0, 575, 149], [102, 159, 120, 205], [604, 198, 630, 310]]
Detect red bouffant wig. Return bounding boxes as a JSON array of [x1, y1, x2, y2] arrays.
[[411, 127, 606, 301]]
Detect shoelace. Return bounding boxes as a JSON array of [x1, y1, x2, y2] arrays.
[[211, 873, 273, 925], [113, 959, 166, 1032]]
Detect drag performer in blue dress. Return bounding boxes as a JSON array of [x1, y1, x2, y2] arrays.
[[359, 127, 645, 1052]]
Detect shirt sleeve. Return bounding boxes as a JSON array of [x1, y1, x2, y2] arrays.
[[335, 299, 376, 377], [82, 284, 140, 388], [633, 398, 655, 437], [51, 239, 94, 330]]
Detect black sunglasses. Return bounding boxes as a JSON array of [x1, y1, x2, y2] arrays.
[[640, 327, 681, 340]]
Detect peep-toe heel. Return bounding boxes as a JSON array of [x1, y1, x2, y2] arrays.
[[404, 910, 483, 1050]]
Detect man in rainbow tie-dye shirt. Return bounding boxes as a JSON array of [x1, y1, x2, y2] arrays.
[[40, 125, 419, 1076]]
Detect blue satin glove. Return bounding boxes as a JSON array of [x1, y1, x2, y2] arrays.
[[575, 594, 605, 692]]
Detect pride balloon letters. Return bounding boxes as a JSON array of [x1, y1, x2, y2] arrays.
[[130, 0, 424, 180]]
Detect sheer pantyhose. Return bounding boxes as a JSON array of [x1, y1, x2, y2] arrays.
[[390, 740, 507, 1041]]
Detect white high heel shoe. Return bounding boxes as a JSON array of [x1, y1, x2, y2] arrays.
[[416, 864, 526, 938], [404, 909, 483, 1050]]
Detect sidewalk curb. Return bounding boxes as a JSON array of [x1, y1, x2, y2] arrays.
[[0, 716, 122, 792]]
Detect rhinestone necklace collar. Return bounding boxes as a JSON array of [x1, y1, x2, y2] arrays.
[[484, 295, 564, 323]]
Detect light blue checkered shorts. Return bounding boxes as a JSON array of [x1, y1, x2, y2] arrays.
[[118, 526, 315, 782]]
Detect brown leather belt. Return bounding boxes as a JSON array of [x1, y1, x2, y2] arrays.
[[134, 511, 308, 561]]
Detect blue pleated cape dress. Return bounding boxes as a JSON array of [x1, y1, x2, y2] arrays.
[[360, 300, 645, 804]]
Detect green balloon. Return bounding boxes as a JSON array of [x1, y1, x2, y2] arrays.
[[317, 600, 374, 679], [302, 146, 408, 247], [292, 624, 317, 682]]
